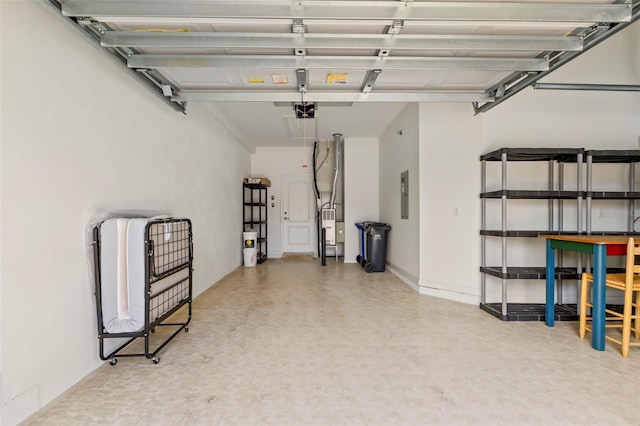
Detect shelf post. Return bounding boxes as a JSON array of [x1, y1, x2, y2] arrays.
[[481, 159, 487, 304], [557, 160, 564, 305], [576, 152, 584, 310], [548, 160, 555, 230], [586, 152, 592, 234], [629, 161, 636, 231], [577, 152, 583, 233], [501, 152, 508, 316]]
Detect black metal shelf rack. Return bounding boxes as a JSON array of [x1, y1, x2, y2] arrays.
[[480, 148, 584, 321], [480, 147, 640, 321], [243, 183, 268, 263]]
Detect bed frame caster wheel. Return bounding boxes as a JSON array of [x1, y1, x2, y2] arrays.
[[184, 326, 189, 332], [109, 358, 117, 366], [152, 356, 160, 364]]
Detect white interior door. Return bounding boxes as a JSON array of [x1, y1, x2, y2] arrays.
[[283, 174, 315, 253]]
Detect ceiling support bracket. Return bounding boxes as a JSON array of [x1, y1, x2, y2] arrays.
[[388, 19, 404, 35], [381, 19, 403, 56], [296, 69, 308, 93], [292, 19, 306, 56], [362, 70, 382, 93], [292, 19, 304, 34]]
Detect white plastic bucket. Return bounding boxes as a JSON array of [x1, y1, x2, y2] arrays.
[[243, 231, 258, 249], [243, 248, 258, 267]]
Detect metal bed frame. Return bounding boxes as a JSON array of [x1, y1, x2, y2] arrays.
[[92, 217, 193, 365]]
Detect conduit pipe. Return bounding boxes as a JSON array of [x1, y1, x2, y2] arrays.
[[534, 83, 640, 92]]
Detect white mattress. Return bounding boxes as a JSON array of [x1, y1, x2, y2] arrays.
[[100, 218, 145, 333], [100, 218, 191, 334]]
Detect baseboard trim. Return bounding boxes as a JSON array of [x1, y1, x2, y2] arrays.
[[418, 282, 480, 305], [386, 262, 420, 292]]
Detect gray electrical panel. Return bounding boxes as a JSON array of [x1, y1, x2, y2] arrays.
[[401, 170, 409, 219]]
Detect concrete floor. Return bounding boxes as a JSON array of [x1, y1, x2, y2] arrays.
[[24, 259, 640, 425]]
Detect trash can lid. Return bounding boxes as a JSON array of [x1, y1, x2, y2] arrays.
[[366, 224, 391, 232]]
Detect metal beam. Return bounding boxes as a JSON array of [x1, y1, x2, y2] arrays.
[[62, 1, 632, 23], [128, 54, 549, 71], [173, 90, 494, 103], [102, 31, 584, 52], [534, 83, 640, 92]]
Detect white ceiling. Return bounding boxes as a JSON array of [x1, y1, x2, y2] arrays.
[[48, 0, 639, 149], [206, 102, 409, 148]]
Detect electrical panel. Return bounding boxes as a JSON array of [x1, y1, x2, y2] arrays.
[[401, 170, 409, 219]]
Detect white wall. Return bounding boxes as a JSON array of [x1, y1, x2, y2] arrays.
[[636, 22, 640, 73], [637, 26, 640, 139], [343, 138, 380, 263], [378, 104, 420, 284], [636, 23, 640, 135], [1, 3, 250, 425], [251, 146, 315, 257], [0, 3, 4, 421], [418, 103, 484, 303]]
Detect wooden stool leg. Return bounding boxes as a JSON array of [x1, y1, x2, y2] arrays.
[[621, 287, 633, 357], [579, 273, 589, 340]]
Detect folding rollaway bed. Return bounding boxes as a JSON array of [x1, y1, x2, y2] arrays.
[[92, 217, 193, 364]]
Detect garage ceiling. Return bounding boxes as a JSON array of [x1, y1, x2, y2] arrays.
[[47, 0, 639, 146]]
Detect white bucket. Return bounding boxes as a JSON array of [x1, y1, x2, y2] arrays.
[[243, 231, 258, 249], [243, 248, 258, 267]]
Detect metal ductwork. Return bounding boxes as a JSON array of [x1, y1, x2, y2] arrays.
[[330, 133, 343, 209]]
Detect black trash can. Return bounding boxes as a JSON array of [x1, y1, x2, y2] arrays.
[[364, 223, 391, 273]]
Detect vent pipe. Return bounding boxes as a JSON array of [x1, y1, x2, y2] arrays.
[[330, 133, 343, 209]]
